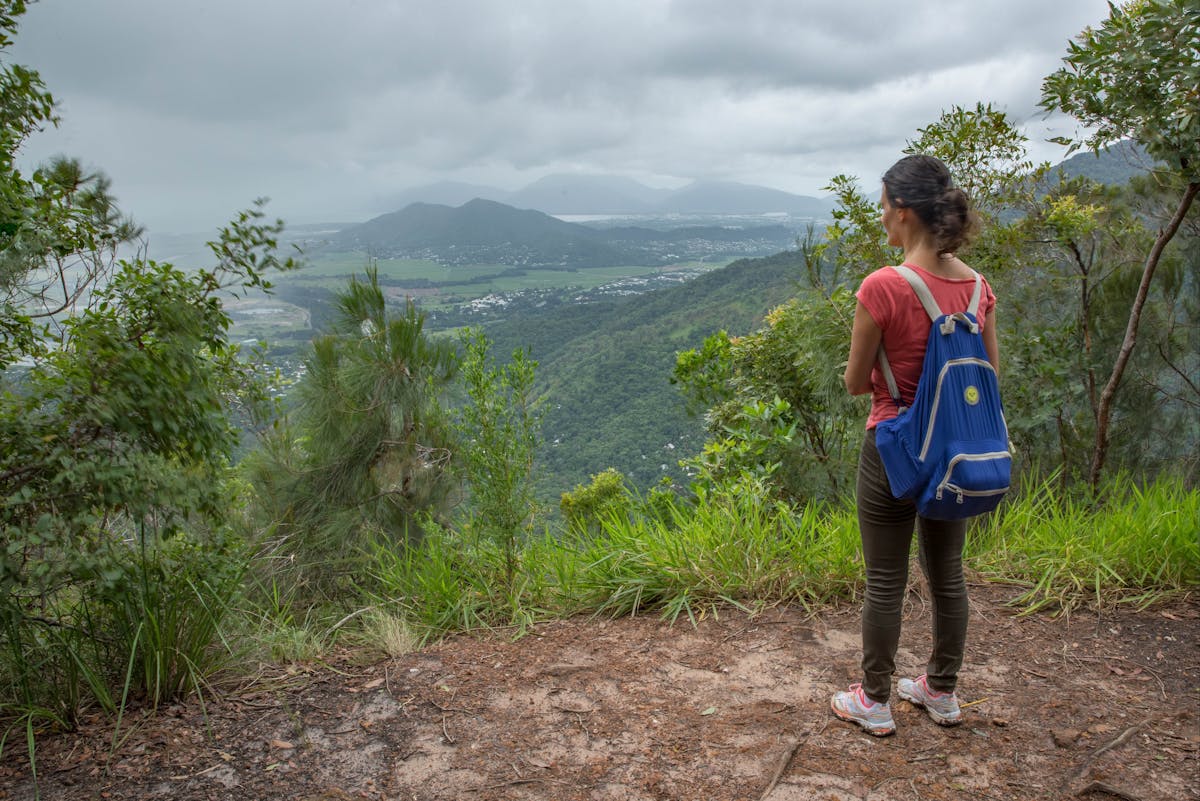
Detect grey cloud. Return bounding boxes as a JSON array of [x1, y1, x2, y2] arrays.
[[9, 0, 1114, 232]]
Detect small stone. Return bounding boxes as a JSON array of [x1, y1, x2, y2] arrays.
[[1052, 729, 1080, 748], [991, 718, 1009, 727]]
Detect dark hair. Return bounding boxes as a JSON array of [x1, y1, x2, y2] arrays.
[[882, 154, 979, 256]]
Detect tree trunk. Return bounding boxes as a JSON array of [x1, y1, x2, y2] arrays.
[[1089, 181, 1200, 491]]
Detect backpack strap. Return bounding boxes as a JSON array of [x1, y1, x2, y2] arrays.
[[891, 265, 941, 321], [877, 345, 905, 412], [875, 266, 984, 412], [966, 270, 982, 316]]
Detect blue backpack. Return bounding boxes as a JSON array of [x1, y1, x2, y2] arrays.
[[874, 266, 1011, 520]]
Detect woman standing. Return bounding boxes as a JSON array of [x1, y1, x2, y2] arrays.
[[831, 154, 998, 736]]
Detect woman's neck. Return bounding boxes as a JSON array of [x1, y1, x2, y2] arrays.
[[901, 241, 943, 272], [902, 243, 969, 278]]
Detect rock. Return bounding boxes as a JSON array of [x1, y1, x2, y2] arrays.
[[1052, 729, 1081, 748]]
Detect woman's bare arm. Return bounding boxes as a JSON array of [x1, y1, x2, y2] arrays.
[[844, 301, 882, 396]]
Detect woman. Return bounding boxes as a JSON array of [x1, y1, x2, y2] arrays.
[[831, 154, 998, 736]]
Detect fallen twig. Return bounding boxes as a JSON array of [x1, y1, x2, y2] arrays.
[[1088, 723, 1144, 762], [758, 722, 827, 800], [1074, 779, 1145, 801], [485, 778, 543, 790], [169, 763, 225, 781], [427, 698, 475, 715], [1069, 720, 1146, 787]]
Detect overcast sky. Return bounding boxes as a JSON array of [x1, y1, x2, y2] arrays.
[[11, 0, 1113, 234]]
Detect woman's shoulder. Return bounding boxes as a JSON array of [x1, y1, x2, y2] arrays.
[[906, 259, 977, 282], [860, 264, 906, 288]]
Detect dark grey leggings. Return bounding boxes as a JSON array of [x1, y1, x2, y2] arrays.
[[857, 428, 968, 704]]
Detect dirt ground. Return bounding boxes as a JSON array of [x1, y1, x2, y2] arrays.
[[1, 580, 1196, 801]]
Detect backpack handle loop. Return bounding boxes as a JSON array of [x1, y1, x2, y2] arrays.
[[940, 312, 980, 336]]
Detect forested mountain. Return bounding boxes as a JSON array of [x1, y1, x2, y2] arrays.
[[326, 198, 799, 267], [330, 198, 594, 250], [481, 248, 810, 495], [1054, 139, 1153, 184]]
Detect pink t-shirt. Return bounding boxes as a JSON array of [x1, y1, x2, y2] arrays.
[[856, 263, 996, 429]]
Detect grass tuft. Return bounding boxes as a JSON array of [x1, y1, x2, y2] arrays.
[[968, 474, 1199, 614]]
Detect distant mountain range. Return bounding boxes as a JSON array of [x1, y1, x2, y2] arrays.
[[356, 140, 1151, 225], [327, 198, 801, 268], [374, 175, 837, 217], [330, 144, 1156, 269]]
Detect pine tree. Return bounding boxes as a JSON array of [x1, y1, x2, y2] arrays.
[[246, 266, 458, 592]]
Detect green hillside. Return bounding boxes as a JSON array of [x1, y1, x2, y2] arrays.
[[1054, 139, 1153, 184], [481, 248, 811, 496]]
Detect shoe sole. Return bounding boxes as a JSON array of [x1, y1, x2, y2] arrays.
[[896, 689, 962, 726], [830, 698, 896, 736]]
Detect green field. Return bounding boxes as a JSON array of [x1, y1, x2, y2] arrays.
[[226, 250, 727, 341], [296, 251, 713, 286], [286, 252, 720, 309]]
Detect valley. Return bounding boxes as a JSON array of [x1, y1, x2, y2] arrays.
[[208, 201, 821, 499]]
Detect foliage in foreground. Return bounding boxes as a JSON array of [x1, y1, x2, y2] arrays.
[[0, 206, 294, 738], [1, 1, 296, 752]]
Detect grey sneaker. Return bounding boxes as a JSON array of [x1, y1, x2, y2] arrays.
[[831, 683, 896, 736], [897, 675, 963, 726]]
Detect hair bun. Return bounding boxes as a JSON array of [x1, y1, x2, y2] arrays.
[[937, 186, 968, 212], [882, 155, 980, 255], [931, 188, 977, 255]]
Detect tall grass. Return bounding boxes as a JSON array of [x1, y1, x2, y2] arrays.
[[11, 472, 1185, 747], [370, 523, 534, 641], [233, 575, 335, 663], [372, 481, 865, 638], [0, 528, 248, 801], [370, 474, 1198, 642], [109, 532, 247, 706], [565, 487, 862, 623], [967, 474, 1199, 613]]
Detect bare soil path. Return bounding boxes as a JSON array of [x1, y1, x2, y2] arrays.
[[1, 581, 1196, 801]]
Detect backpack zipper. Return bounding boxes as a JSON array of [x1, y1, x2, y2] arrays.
[[934, 451, 1012, 502]]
